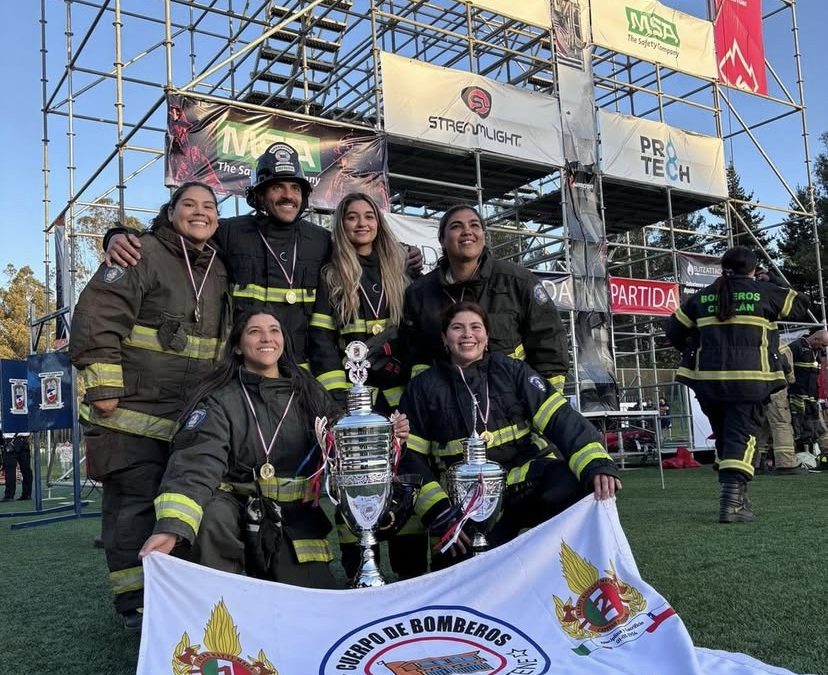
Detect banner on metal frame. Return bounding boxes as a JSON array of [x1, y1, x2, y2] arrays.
[[26, 352, 74, 431], [466, 0, 551, 27], [713, 0, 768, 95], [384, 213, 441, 273], [676, 252, 721, 289], [538, 273, 578, 312], [609, 276, 680, 316], [164, 93, 389, 211], [380, 52, 564, 167], [590, 0, 717, 80], [0, 360, 29, 433], [598, 111, 728, 198]]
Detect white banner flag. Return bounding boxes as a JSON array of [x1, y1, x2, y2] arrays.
[[385, 212, 441, 273], [466, 0, 551, 27], [590, 0, 717, 80], [138, 497, 796, 674], [599, 111, 728, 198], [381, 52, 564, 168]]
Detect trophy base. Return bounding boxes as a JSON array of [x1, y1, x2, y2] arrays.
[[471, 532, 491, 557], [350, 531, 386, 588]]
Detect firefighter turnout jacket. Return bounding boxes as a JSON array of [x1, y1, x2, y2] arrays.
[[153, 371, 339, 564], [308, 249, 406, 408], [70, 224, 229, 445], [665, 277, 809, 402], [788, 336, 821, 400], [401, 249, 569, 390], [215, 214, 332, 366], [398, 352, 617, 530]]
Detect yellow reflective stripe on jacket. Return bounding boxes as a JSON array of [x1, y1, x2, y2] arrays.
[[548, 374, 565, 393], [258, 477, 310, 502], [760, 323, 769, 373], [291, 538, 333, 563], [154, 492, 203, 534], [383, 386, 403, 407], [232, 284, 315, 304], [508, 343, 526, 361], [697, 316, 776, 330], [415, 480, 449, 519], [793, 362, 819, 370], [342, 318, 389, 335], [81, 362, 124, 390], [676, 368, 785, 382], [123, 325, 220, 360], [80, 403, 177, 442], [110, 566, 144, 595], [674, 306, 694, 328], [317, 369, 349, 392], [406, 434, 430, 455], [309, 312, 336, 330], [507, 461, 532, 486], [780, 289, 797, 318], [532, 391, 567, 432], [568, 441, 612, 480], [411, 363, 430, 378]]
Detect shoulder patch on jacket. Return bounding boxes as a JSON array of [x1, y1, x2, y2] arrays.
[[102, 265, 126, 284], [185, 408, 207, 430], [533, 283, 550, 305], [529, 374, 547, 392]]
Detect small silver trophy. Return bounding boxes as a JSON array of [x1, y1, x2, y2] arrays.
[[446, 422, 506, 556], [330, 341, 395, 587]]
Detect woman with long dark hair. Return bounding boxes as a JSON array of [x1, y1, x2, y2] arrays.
[[70, 181, 228, 630], [666, 246, 810, 522]]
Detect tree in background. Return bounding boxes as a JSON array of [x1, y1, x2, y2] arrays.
[[0, 265, 47, 358], [708, 164, 773, 258], [646, 211, 709, 280]]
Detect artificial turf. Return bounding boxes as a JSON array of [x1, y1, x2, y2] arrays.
[[0, 467, 824, 674]]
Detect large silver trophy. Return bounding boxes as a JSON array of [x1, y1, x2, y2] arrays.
[[446, 423, 506, 556], [329, 342, 395, 587]]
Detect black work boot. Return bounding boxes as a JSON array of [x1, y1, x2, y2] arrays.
[[719, 482, 754, 523]]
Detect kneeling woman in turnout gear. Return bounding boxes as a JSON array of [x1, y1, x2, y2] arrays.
[[70, 182, 228, 630], [665, 246, 810, 523], [308, 192, 423, 580], [398, 302, 620, 568], [139, 309, 408, 588]]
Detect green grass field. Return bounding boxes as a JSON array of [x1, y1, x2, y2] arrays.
[[0, 468, 825, 674]]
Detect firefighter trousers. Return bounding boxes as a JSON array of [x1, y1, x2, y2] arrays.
[[755, 389, 797, 469], [697, 397, 765, 483]]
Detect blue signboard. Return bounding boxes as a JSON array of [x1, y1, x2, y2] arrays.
[[0, 359, 30, 433], [27, 352, 74, 431]]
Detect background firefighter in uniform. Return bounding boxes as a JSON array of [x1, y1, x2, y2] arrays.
[[139, 309, 409, 587], [399, 302, 620, 568], [2, 433, 33, 501], [70, 182, 227, 630], [787, 329, 828, 454], [106, 142, 422, 369], [665, 246, 810, 523], [400, 204, 569, 392]]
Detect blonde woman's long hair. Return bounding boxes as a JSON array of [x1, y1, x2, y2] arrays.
[[324, 193, 408, 327]]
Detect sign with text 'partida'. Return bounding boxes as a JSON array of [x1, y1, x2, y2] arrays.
[[609, 276, 679, 317]]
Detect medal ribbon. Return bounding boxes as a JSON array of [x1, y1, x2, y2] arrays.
[[179, 236, 216, 320], [238, 368, 295, 476], [258, 230, 297, 288], [359, 281, 386, 319], [456, 364, 490, 437]]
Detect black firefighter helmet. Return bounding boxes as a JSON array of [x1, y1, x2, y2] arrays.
[[245, 142, 313, 213]]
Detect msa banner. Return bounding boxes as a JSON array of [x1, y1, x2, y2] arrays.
[[713, 0, 768, 95], [138, 497, 797, 674], [677, 251, 721, 289], [609, 276, 680, 316], [381, 52, 564, 167], [164, 94, 389, 211], [590, 0, 717, 80], [598, 111, 728, 198], [466, 0, 550, 27]]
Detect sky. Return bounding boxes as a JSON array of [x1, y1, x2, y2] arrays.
[[0, 0, 826, 283]]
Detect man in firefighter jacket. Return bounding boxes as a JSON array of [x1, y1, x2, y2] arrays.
[[106, 143, 422, 369], [665, 246, 810, 523], [788, 329, 828, 452], [400, 205, 569, 392]]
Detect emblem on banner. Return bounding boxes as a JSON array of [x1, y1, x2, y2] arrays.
[[460, 86, 492, 119], [553, 541, 675, 655], [39, 372, 64, 410], [172, 600, 277, 675], [10, 379, 28, 415]]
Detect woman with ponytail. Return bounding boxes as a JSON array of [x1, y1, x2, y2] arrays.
[[665, 246, 809, 523]]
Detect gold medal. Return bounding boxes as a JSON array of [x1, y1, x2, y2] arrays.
[[481, 430, 494, 446], [371, 323, 382, 336], [259, 462, 276, 480], [285, 289, 297, 305]]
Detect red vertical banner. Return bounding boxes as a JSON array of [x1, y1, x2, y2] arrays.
[[713, 0, 767, 95]]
